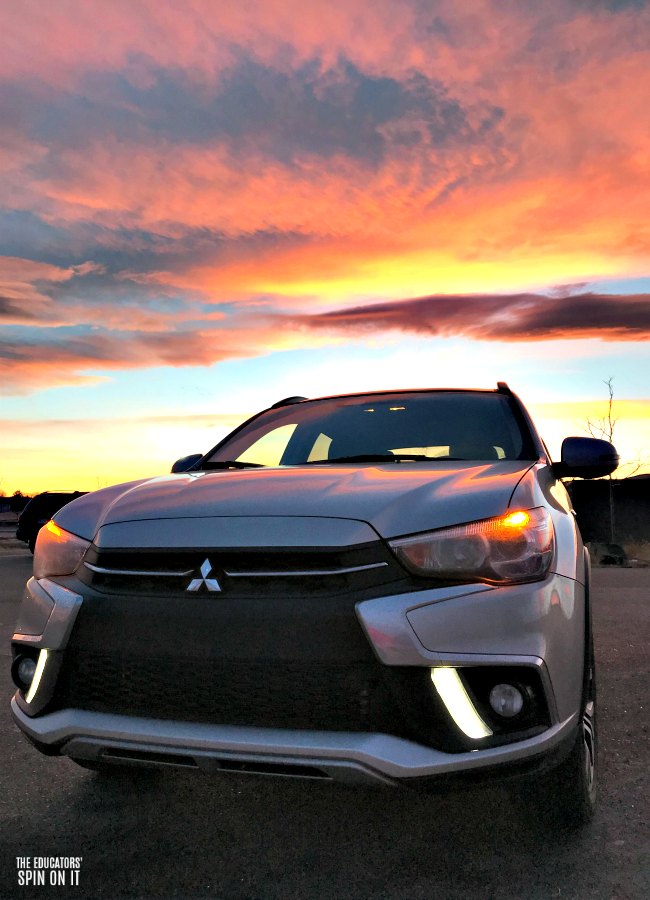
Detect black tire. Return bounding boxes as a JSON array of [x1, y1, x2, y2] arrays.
[[541, 658, 597, 829], [515, 553, 597, 830], [531, 588, 598, 830]]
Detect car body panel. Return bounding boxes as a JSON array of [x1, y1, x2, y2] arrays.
[[51, 479, 151, 541], [56, 461, 535, 543], [510, 463, 584, 582], [94, 516, 380, 549], [358, 573, 583, 721]]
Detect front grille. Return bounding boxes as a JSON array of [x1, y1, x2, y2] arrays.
[[78, 542, 407, 598], [51, 651, 426, 735], [52, 543, 476, 751]]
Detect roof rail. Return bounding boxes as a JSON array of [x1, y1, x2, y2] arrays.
[[496, 382, 512, 394], [270, 396, 308, 409]]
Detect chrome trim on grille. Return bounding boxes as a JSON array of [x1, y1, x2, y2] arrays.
[[223, 562, 389, 577], [84, 562, 194, 577], [84, 560, 389, 580]]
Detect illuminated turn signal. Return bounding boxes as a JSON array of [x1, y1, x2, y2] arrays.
[[45, 520, 64, 538], [34, 522, 91, 580], [501, 511, 530, 529]]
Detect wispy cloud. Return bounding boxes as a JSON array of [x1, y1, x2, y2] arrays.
[[2, 284, 647, 395], [299, 291, 650, 342]]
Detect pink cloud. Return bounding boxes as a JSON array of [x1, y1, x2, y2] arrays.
[[0, 314, 343, 394], [0, 256, 107, 325], [1, 1, 649, 398]]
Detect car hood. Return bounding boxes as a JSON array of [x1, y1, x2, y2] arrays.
[[55, 461, 535, 544]]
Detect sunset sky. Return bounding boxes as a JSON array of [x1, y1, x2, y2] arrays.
[[1, 0, 649, 496]]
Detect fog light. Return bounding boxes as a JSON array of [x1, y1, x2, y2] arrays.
[[18, 657, 37, 685], [12, 655, 37, 689], [489, 683, 524, 718]]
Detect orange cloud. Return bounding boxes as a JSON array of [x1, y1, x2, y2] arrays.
[[20, 134, 646, 309], [0, 256, 103, 323], [1, 1, 649, 397], [0, 314, 349, 394], [2, 286, 647, 397], [0, 1, 424, 87]]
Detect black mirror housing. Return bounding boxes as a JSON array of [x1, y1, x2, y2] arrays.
[[554, 437, 619, 479], [171, 453, 203, 474]]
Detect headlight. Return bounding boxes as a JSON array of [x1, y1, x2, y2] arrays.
[[33, 520, 91, 579], [389, 508, 554, 585]]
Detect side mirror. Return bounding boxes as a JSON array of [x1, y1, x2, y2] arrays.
[[553, 437, 619, 479], [171, 453, 203, 474]]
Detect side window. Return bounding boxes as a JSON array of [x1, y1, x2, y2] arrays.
[[236, 424, 297, 466]]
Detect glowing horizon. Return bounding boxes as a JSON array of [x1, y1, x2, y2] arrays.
[[3, 392, 648, 498]]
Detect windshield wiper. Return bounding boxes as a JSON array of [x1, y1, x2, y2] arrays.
[[203, 454, 465, 469], [302, 453, 433, 465], [201, 460, 265, 469]]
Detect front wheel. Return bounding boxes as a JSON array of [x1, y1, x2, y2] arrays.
[[543, 694, 597, 828], [532, 644, 597, 830], [515, 622, 597, 830]]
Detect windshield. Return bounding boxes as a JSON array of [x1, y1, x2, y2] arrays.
[[202, 392, 536, 468]]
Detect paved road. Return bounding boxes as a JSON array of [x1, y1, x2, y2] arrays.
[[0, 553, 648, 899]]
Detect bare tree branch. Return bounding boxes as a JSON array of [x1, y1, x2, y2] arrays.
[[584, 377, 618, 444]]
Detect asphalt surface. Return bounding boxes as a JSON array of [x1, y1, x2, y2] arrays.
[[0, 552, 648, 900]]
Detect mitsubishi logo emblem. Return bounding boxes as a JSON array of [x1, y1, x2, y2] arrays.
[[186, 558, 221, 592]]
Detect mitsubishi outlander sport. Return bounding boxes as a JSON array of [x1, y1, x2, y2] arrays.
[[11, 384, 618, 826]]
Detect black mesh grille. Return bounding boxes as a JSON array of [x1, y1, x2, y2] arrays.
[[49, 544, 479, 751], [51, 651, 427, 734]]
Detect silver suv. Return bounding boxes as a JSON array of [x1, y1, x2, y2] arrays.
[[11, 384, 618, 826]]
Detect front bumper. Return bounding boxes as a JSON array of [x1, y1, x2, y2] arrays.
[[11, 698, 578, 785], [12, 571, 586, 781]]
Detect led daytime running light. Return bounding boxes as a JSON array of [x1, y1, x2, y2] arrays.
[[431, 668, 492, 739], [25, 649, 49, 705]]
